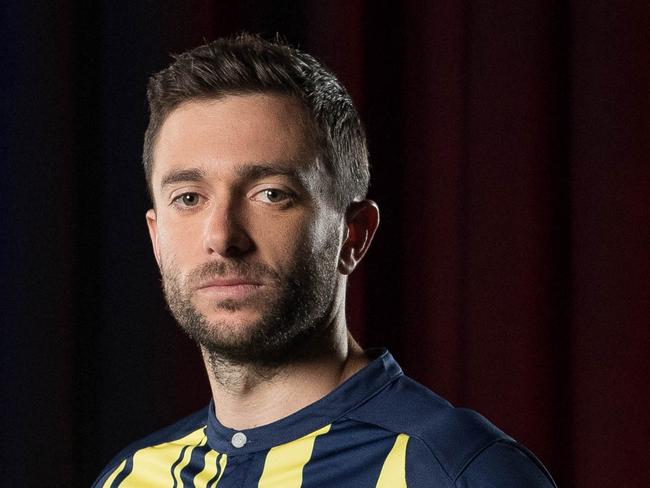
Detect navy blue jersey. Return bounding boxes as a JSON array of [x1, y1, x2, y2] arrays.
[[93, 350, 556, 487]]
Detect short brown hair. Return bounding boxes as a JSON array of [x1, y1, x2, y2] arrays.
[[144, 34, 369, 210]]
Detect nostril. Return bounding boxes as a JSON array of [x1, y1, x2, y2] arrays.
[[222, 240, 253, 258], [204, 220, 254, 258]]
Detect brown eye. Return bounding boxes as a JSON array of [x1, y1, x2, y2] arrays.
[[264, 189, 285, 202], [252, 187, 295, 205], [182, 194, 198, 205], [174, 193, 200, 207]]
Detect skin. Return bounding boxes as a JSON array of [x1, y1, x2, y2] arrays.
[[146, 93, 379, 430]]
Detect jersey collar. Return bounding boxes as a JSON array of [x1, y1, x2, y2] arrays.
[[205, 349, 402, 455]]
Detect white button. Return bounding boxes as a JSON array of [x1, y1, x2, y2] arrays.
[[231, 432, 247, 448]]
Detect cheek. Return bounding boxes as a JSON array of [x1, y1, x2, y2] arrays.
[[251, 211, 341, 272], [248, 213, 312, 263], [155, 219, 202, 264]]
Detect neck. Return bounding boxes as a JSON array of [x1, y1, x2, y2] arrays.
[[201, 311, 368, 431]]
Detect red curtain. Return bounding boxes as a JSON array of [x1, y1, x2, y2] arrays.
[[302, 2, 650, 486]]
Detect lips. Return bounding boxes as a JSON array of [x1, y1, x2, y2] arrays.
[[195, 277, 265, 301], [197, 277, 263, 288]]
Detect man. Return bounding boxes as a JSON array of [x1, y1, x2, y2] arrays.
[[94, 35, 556, 487]]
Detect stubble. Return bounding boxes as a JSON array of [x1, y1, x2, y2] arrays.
[[160, 238, 340, 371]]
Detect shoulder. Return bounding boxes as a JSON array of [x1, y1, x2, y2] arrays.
[[348, 374, 556, 487], [92, 405, 209, 487]]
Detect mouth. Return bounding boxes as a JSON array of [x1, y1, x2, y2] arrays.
[[195, 277, 266, 300]]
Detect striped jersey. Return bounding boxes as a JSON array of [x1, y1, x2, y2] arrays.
[[93, 350, 556, 487]]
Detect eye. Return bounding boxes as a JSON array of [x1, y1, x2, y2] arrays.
[[172, 192, 202, 207], [253, 188, 293, 204]]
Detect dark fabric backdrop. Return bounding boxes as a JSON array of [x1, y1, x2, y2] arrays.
[[3, 1, 649, 486]]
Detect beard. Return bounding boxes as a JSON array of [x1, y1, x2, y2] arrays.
[[160, 239, 340, 368]]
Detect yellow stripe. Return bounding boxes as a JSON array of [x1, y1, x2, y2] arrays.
[[258, 424, 331, 488], [100, 459, 127, 488], [375, 434, 409, 488], [193, 450, 228, 488], [172, 435, 207, 487], [118, 427, 207, 487], [214, 454, 228, 487]]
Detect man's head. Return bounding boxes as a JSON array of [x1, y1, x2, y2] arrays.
[[144, 34, 369, 211], [144, 36, 378, 367]]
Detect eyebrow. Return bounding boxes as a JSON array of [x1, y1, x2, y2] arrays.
[[158, 162, 310, 191], [160, 168, 207, 189], [235, 163, 308, 185]]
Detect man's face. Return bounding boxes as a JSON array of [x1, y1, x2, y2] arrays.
[[146, 94, 344, 365]]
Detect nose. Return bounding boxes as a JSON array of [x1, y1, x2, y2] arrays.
[[202, 199, 254, 258]]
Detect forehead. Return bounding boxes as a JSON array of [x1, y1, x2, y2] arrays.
[[151, 93, 318, 184]]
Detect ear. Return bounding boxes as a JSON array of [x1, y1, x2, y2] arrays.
[[145, 208, 162, 268], [338, 200, 380, 275]]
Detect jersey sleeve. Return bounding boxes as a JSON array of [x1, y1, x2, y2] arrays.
[[454, 441, 557, 487], [405, 436, 557, 487]]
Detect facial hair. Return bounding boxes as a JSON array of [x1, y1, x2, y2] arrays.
[[160, 237, 340, 369]]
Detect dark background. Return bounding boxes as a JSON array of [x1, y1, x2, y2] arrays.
[[3, 1, 649, 486]]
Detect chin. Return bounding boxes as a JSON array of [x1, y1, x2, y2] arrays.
[[206, 313, 264, 334]]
